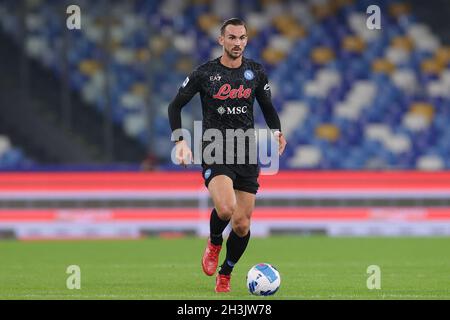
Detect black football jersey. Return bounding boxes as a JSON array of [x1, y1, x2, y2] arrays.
[[178, 57, 272, 134], [168, 56, 280, 172]]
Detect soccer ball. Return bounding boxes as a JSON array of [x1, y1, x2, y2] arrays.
[[246, 263, 281, 296]]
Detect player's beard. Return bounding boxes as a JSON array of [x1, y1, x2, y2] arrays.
[[225, 46, 242, 60]]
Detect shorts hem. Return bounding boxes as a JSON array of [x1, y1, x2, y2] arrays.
[[233, 186, 258, 194]]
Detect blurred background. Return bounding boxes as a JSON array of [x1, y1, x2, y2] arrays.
[[0, 0, 449, 239]]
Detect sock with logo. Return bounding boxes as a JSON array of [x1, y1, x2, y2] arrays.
[[210, 208, 230, 246], [219, 229, 251, 275]]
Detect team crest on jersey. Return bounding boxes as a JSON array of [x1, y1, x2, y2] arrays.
[[210, 74, 221, 81], [244, 70, 254, 80], [182, 77, 189, 88]]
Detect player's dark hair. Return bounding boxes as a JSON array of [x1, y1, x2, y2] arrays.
[[220, 18, 247, 35]]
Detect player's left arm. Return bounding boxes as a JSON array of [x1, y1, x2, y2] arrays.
[[255, 68, 287, 156]]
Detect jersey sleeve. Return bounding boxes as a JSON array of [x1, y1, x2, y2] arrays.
[[178, 69, 202, 97], [255, 66, 282, 132], [168, 69, 202, 139], [255, 67, 272, 101]]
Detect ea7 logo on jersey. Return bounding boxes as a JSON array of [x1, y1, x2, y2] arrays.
[[264, 83, 270, 91], [182, 77, 189, 88], [210, 74, 221, 81]]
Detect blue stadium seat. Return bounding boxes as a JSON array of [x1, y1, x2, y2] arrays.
[[0, 0, 449, 169]]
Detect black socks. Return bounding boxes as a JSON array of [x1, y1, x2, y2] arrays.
[[210, 207, 251, 275], [210, 208, 230, 246], [219, 229, 251, 275]]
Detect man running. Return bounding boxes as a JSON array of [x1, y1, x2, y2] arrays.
[[168, 18, 286, 293]]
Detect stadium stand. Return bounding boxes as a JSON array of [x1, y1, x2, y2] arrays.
[[0, 135, 31, 169], [0, 0, 449, 170]]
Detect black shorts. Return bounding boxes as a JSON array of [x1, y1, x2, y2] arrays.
[[202, 164, 260, 194]]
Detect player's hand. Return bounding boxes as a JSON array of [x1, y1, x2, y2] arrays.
[[175, 140, 193, 167], [274, 131, 286, 156]]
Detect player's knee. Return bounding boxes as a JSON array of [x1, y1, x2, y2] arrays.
[[216, 202, 236, 219], [233, 218, 250, 237]]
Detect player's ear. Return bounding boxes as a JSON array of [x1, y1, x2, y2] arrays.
[[218, 34, 224, 46]]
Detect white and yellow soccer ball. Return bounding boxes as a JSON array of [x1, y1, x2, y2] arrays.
[[246, 263, 281, 296]]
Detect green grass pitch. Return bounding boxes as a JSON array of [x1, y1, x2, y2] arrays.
[[0, 236, 449, 299]]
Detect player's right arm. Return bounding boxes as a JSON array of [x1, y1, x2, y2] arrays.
[[168, 70, 201, 166]]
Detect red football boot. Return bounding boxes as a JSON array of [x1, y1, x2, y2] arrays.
[[201, 239, 222, 276], [215, 274, 231, 293]]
